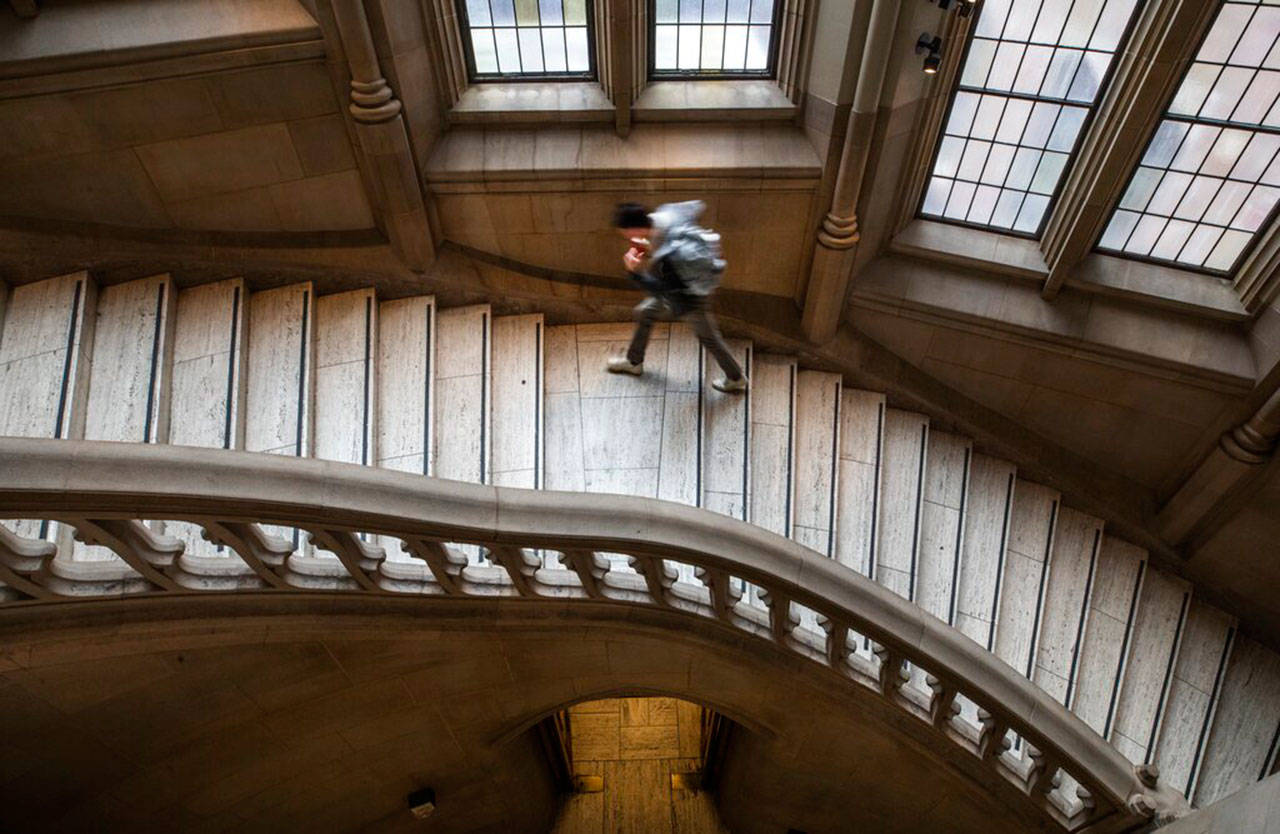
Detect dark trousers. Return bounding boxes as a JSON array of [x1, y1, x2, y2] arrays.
[[626, 294, 744, 380]]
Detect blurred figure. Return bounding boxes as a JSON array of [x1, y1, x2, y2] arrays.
[[609, 201, 747, 393]]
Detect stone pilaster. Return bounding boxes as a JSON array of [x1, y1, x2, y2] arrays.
[[1158, 387, 1280, 545], [331, 0, 435, 271], [800, 0, 899, 344]]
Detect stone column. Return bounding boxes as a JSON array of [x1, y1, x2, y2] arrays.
[[800, 0, 900, 344], [1157, 387, 1280, 544], [331, 0, 435, 271], [610, 0, 635, 137]]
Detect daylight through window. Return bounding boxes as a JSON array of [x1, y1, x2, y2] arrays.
[[460, 0, 594, 79], [1098, 0, 1280, 274], [920, 0, 1141, 235], [651, 0, 779, 77]]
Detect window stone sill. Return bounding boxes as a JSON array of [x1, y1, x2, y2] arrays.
[[890, 219, 1050, 282], [448, 82, 614, 125], [890, 219, 1250, 323], [1068, 254, 1248, 322], [633, 80, 796, 121], [0, 0, 322, 97], [425, 123, 823, 184]]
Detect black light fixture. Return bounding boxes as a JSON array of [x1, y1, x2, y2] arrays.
[[407, 787, 436, 820], [916, 34, 943, 74], [931, 0, 975, 16]]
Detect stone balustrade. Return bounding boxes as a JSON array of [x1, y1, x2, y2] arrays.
[[0, 437, 1189, 832]]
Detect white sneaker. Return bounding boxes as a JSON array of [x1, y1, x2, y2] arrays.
[[712, 376, 748, 393], [606, 357, 644, 376]]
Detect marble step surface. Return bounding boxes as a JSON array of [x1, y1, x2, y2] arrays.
[[2, 281, 1277, 810]]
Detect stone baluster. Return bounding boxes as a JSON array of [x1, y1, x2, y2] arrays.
[[199, 520, 292, 588], [976, 708, 1012, 762], [1026, 745, 1061, 797], [329, 0, 435, 271], [695, 566, 740, 622], [873, 645, 909, 697], [402, 536, 468, 594], [925, 675, 960, 729], [800, 0, 902, 344], [629, 554, 676, 606], [491, 545, 543, 596], [0, 523, 56, 599], [307, 528, 385, 591], [759, 589, 797, 645], [64, 518, 183, 591], [562, 549, 608, 599], [818, 615, 848, 669]]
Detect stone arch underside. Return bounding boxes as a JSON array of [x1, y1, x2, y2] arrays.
[[0, 594, 1065, 834]]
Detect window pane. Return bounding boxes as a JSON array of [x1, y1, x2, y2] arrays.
[[466, 0, 491, 26], [543, 27, 567, 72], [678, 24, 701, 69], [655, 25, 679, 68], [460, 0, 592, 77], [652, 0, 778, 75], [473, 28, 499, 73], [491, 0, 516, 26], [701, 25, 726, 69], [1098, 0, 1280, 273], [518, 27, 545, 71], [923, 177, 954, 215], [515, 0, 539, 26], [921, 0, 1141, 234], [723, 25, 749, 70], [566, 26, 590, 71], [751, 0, 775, 24], [539, 0, 563, 25], [495, 28, 521, 71]]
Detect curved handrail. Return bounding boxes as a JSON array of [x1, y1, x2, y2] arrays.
[[0, 438, 1188, 831]]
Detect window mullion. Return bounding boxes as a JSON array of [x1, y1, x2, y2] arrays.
[[1037, 0, 1220, 298]]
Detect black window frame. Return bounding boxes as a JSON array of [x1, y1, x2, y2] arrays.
[[455, 0, 599, 83], [647, 0, 785, 81], [1094, 0, 1280, 277], [915, 0, 1144, 240]]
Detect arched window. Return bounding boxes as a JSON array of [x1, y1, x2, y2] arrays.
[[457, 0, 596, 79], [919, 0, 1142, 236], [1098, 0, 1280, 274], [650, 0, 782, 78]]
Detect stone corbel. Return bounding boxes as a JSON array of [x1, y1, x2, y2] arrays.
[[1157, 387, 1280, 545], [330, 0, 435, 271]]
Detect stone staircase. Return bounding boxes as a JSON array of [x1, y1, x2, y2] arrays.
[[1, 270, 1278, 812]]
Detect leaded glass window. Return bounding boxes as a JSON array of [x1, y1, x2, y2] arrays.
[[650, 0, 780, 78], [1098, 0, 1280, 274], [920, 0, 1141, 235], [459, 0, 594, 79]]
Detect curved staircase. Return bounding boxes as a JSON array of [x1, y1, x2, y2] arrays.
[[1, 271, 1278, 821]]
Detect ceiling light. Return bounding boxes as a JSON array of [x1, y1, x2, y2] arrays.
[[916, 34, 942, 74], [930, 0, 974, 15]]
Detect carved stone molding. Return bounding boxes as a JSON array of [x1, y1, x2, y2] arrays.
[[348, 77, 403, 123], [800, 0, 901, 344], [0, 436, 1193, 832], [329, 0, 435, 270], [1160, 387, 1280, 544]]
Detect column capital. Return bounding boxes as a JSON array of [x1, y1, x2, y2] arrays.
[[349, 79, 403, 124], [818, 213, 860, 250]]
